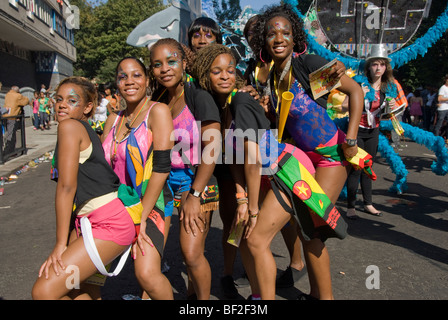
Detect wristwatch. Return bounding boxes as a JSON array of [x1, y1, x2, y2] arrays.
[[189, 188, 202, 198], [344, 138, 357, 147]]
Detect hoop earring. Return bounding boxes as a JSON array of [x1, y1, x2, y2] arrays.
[[259, 50, 266, 63], [297, 44, 307, 56]]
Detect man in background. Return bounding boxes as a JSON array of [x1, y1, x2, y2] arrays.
[[3, 86, 29, 155]]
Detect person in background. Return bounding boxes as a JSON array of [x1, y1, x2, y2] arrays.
[[104, 82, 120, 115], [409, 90, 423, 126], [3, 85, 29, 154], [38, 91, 50, 130], [188, 17, 222, 54], [346, 46, 400, 219], [32, 91, 40, 130], [434, 75, 448, 138]]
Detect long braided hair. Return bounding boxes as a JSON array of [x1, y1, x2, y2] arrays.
[[191, 44, 245, 93]]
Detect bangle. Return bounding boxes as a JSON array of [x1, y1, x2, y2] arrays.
[[249, 209, 259, 218], [236, 192, 247, 199], [236, 198, 248, 205]]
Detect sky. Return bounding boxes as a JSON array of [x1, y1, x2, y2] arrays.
[[95, 0, 280, 12], [239, 0, 280, 12]]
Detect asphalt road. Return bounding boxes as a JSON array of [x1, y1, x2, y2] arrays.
[[0, 138, 447, 302]]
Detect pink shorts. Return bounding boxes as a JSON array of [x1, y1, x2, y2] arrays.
[[306, 129, 346, 168], [75, 197, 136, 246]]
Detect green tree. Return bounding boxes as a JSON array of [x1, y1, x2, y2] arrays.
[[396, 2, 448, 91], [71, 0, 166, 83]]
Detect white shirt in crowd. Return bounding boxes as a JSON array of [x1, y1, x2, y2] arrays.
[[438, 84, 448, 111]]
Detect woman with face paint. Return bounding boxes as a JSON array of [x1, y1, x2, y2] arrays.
[[244, 14, 306, 289], [101, 57, 174, 299], [149, 38, 221, 300], [192, 44, 347, 300], [250, 4, 364, 300], [188, 17, 222, 53], [188, 16, 252, 298], [32, 77, 136, 300]]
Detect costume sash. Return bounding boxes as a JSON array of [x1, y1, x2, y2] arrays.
[[315, 144, 377, 180], [267, 145, 347, 240]]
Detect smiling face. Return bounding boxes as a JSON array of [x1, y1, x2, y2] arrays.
[[209, 53, 236, 97], [264, 16, 294, 63], [151, 43, 186, 89], [116, 58, 149, 105], [191, 27, 217, 52], [55, 83, 92, 122]]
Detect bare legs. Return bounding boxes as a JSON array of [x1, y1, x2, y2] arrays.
[[32, 232, 127, 300], [241, 165, 348, 300]]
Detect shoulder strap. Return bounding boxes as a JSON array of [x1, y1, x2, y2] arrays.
[[144, 101, 159, 128]]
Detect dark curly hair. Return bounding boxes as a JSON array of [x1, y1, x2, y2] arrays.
[[250, 3, 307, 63], [191, 44, 244, 93]]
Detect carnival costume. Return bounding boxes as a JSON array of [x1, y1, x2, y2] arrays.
[[155, 78, 220, 215], [51, 120, 139, 279], [225, 90, 347, 241], [102, 101, 171, 257]]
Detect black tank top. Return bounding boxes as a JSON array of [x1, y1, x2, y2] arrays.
[[51, 120, 120, 208]]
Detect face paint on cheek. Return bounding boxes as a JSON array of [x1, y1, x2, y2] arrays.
[[68, 89, 81, 108]]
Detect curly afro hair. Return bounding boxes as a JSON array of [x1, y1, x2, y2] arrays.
[[249, 3, 307, 63]]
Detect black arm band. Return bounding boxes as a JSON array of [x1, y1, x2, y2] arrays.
[[153, 149, 172, 173]]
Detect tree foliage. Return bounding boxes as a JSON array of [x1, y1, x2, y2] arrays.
[[395, 1, 448, 91], [70, 0, 165, 83]]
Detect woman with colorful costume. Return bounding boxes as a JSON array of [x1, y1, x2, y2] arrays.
[[101, 57, 174, 299], [32, 77, 136, 299], [191, 43, 348, 300], [149, 38, 221, 300], [249, 4, 364, 299]]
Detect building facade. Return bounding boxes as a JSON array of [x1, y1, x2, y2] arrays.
[[0, 0, 76, 96]]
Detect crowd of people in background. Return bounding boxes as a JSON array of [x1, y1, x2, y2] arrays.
[[402, 83, 448, 143]]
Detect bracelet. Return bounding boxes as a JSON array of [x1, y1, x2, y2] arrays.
[[236, 192, 248, 199], [236, 198, 248, 205], [249, 209, 259, 218]]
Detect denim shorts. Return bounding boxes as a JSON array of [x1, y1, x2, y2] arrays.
[[165, 168, 194, 217]]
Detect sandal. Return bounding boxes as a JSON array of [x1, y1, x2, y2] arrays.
[[364, 205, 382, 217]]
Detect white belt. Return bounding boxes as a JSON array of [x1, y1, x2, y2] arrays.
[[80, 216, 131, 277]]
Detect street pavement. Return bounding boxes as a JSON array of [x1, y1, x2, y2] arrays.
[[0, 123, 447, 301]]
